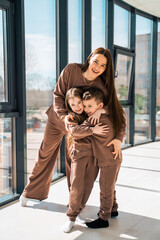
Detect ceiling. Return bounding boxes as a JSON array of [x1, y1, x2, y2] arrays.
[[122, 0, 160, 18]]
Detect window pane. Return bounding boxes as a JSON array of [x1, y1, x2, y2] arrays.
[[156, 22, 160, 138], [135, 15, 152, 143], [24, 0, 58, 181], [115, 54, 133, 101], [0, 9, 8, 102], [0, 118, 12, 198], [68, 0, 82, 63], [92, 0, 105, 51], [114, 4, 130, 48]]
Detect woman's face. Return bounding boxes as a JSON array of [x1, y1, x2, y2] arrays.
[[68, 96, 84, 114], [87, 54, 107, 79]]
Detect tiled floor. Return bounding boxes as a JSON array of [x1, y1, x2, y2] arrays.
[[1, 141, 160, 240]]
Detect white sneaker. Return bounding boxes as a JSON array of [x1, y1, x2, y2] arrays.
[[19, 195, 28, 207], [61, 221, 75, 233], [76, 213, 86, 224]]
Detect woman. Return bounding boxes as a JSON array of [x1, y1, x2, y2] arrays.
[[20, 47, 126, 206]]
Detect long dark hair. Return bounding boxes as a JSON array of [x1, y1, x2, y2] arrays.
[[80, 47, 126, 135]]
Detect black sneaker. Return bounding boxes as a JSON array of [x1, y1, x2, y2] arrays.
[[111, 211, 118, 218], [86, 218, 109, 229], [97, 211, 119, 218]]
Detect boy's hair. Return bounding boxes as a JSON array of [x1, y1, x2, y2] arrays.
[[82, 87, 105, 104]]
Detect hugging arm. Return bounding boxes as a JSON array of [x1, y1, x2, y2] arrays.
[[88, 108, 106, 125], [68, 121, 109, 140]]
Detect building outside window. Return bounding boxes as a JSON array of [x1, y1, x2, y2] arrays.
[[156, 22, 160, 138]]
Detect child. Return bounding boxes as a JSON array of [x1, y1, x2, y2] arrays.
[[62, 88, 108, 233], [69, 87, 125, 229]]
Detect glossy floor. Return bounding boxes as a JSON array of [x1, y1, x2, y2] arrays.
[[1, 141, 160, 240]]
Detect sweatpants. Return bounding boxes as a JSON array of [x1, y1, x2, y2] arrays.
[[67, 156, 99, 221], [99, 163, 121, 221], [22, 107, 69, 201]]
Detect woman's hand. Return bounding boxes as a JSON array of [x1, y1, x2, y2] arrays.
[[88, 109, 106, 125], [93, 123, 109, 135], [107, 139, 121, 159]]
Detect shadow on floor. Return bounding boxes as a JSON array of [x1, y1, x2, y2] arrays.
[[26, 201, 68, 213], [71, 209, 160, 240], [26, 202, 160, 240], [26, 200, 99, 215]]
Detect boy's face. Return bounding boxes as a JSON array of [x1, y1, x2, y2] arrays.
[[83, 97, 103, 117], [68, 96, 84, 114]]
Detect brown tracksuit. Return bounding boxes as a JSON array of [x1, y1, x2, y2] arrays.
[[22, 63, 125, 201], [66, 109, 125, 221], [66, 127, 98, 221]]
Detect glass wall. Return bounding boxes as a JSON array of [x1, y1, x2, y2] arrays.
[[0, 9, 7, 102], [114, 4, 130, 48], [24, 0, 58, 181], [135, 15, 152, 143], [113, 5, 131, 146], [156, 22, 160, 138], [115, 53, 133, 101], [92, 0, 105, 51], [0, 118, 13, 198], [68, 0, 82, 63]]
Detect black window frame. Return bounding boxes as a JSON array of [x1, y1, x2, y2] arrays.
[[114, 47, 135, 105], [0, 0, 16, 113]]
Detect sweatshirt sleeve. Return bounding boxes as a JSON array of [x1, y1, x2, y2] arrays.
[[53, 65, 69, 119], [68, 121, 94, 139]]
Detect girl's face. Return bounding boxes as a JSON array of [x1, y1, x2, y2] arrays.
[[68, 96, 84, 114], [87, 54, 107, 79]]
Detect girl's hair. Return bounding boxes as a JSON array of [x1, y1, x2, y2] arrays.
[[79, 47, 126, 135], [65, 87, 87, 157]]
